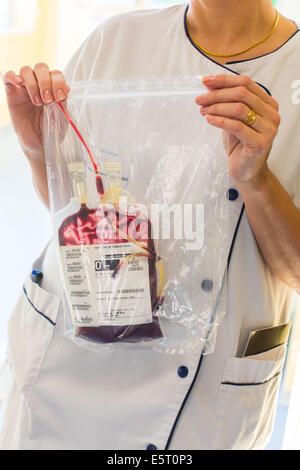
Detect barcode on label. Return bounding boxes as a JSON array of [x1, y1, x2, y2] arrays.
[[118, 288, 144, 294]]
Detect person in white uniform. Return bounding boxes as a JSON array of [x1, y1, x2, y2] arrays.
[[1, 0, 300, 450]]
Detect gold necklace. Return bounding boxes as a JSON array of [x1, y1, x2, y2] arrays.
[[187, 10, 280, 58]]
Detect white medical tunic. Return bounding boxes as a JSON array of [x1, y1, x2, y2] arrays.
[[1, 4, 300, 450]]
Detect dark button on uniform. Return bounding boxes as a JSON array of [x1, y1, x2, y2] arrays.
[[147, 444, 157, 451], [178, 366, 189, 378], [31, 270, 43, 287], [227, 188, 239, 201], [201, 279, 213, 292]]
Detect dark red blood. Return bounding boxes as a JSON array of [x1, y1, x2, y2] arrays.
[[95, 174, 105, 198], [59, 203, 163, 344]]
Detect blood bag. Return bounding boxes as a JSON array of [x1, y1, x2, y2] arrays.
[[58, 171, 164, 344], [43, 77, 231, 355]]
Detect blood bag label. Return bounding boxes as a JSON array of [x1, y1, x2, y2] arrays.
[[60, 243, 153, 327]]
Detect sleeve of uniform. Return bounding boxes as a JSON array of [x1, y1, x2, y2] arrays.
[[63, 12, 137, 83], [63, 25, 105, 83]]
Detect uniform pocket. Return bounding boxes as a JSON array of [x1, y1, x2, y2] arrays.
[[212, 344, 287, 450], [7, 276, 60, 406]]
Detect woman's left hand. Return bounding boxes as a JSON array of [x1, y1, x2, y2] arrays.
[[196, 74, 281, 190]]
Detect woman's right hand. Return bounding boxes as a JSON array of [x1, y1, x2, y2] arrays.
[[3, 63, 70, 161]]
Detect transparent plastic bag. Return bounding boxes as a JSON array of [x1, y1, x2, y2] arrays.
[[43, 77, 230, 355]]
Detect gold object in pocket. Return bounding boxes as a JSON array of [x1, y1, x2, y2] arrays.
[[243, 322, 291, 357]]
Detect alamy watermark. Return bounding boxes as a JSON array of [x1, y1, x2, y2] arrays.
[[93, 196, 205, 251]]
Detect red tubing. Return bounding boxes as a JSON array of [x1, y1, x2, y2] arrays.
[[58, 102, 104, 198]]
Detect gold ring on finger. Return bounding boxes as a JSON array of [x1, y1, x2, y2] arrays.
[[244, 109, 257, 126]]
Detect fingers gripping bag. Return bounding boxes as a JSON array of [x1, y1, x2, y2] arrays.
[[43, 77, 231, 355]]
